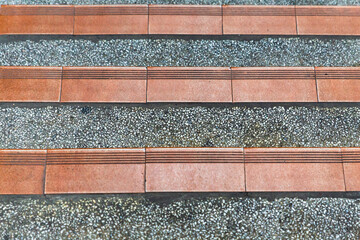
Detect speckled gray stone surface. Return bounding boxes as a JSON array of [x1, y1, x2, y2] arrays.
[[1, 36, 359, 67], [1, 104, 360, 149], [4, 0, 360, 5], [0, 195, 359, 239]]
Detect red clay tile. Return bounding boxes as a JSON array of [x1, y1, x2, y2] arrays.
[[223, 5, 297, 35], [147, 67, 232, 102], [0, 150, 46, 195], [316, 67, 360, 102], [231, 67, 317, 102], [0, 67, 62, 102], [61, 67, 147, 103], [146, 148, 245, 192], [74, 5, 148, 35], [45, 149, 145, 194], [245, 148, 345, 192], [149, 5, 222, 35], [342, 148, 360, 191], [296, 6, 360, 35], [1, 5, 74, 35]]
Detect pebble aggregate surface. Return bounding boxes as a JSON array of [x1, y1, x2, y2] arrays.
[[1, 104, 360, 149], [0, 195, 359, 239], [0, 37, 359, 67]]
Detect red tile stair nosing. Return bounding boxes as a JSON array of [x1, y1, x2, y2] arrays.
[[1, 5, 75, 35], [231, 67, 317, 102], [145, 148, 245, 192], [341, 148, 360, 191], [0, 150, 46, 195], [147, 67, 232, 102], [1, 148, 360, 194], [1, 5, 360, 35], [45, 149, 145, 194], [223, 5, 297, 35], [0, 66, 62, 102], [244, 148, 345, 192], [148, 5, 222, 35], [296, 6, 360, 35], [316, 67, 360, 102], [74, 5, 148, 35], [61, 67, 147, 103]]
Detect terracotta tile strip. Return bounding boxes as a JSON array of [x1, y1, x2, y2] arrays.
[[149, 5, 222, 35], [61, 67, 147, 103], [296, 6, 360, 35], [341, 148, 360, 191], [1, 5, 74, 34], [0, 150, 46, 195], [1, 66, 360, 103], [147, 67, 232, 102], [223, 6, 297, 35], [2, 5, 358, 35], [74, 5, 148, 35], [244, 148, 345, 192], [0, 66, 62, 102], [231, 67, 317, 102], [45, 149, 145, 194], [316, 67, 360, 102], [1, 148, 360, 194], [145, 148, 245, 192]]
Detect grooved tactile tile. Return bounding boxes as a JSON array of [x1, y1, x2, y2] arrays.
[[147, 67, 232, 102], [149, 5, 222, 35], [0, 150, 46, 195], [45, 149, 145, 194], [296, 6, 360, 35], [231, 67, 317, 102], [61, 67, 147, 103], [245, 148, 345, 192], [74, 5, 148, 35], [342, 148, 360, 191], [1, 5, 74, 34], [316, 67, 360, 102], [223, 6, 296, 35], [0, 67, 62, 102], [146, 148, 245, 192]]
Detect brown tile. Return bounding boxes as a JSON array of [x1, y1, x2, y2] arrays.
[[61, 67, 147, 103], [147, 67, 232, 102], [296, 6, 360, 35], [245, 148, 345, 192], [223, 6, 297, 35], [316, 67, 360, 102], [0, 150, 46, 195], [74, 5, 148, 35], [1, 5, 74, 35], [45, 149, 145, 194], [231, 67, 317, 102], [149, 5, 222, 35], [146, 148, 245, 192], [0, 67, 62, 102], [342, 148, 360, 191]]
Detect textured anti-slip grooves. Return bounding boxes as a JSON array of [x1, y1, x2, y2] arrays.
[[223, 6, 295, 16], [0, 150, 46, 165], [149, 5, 222, 16], [75, 6, 148, 15], [1, 5, 359, 35], [148, 69, 231, 80], [231, 68, 315, 80], [63, 68, 147, 80], [0, 67, 62, 79], [0, 148, 359, 194]]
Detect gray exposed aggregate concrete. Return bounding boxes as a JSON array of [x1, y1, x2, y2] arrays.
[[0, 195, 359, 239], [1, 104, 360, 149], [1, 36, 359, 67], [4, 0, 360, 5]]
